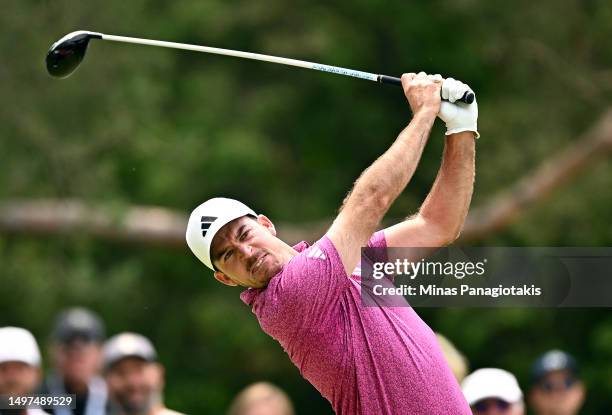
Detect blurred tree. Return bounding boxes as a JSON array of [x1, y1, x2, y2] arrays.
[[1, 0, 611, 413]]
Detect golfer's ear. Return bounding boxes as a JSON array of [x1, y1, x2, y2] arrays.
[[214, 271, 237, 286], [257, 214, 276, 236]]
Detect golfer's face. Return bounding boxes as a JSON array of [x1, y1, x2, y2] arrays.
[[211, 216, 285, 288]]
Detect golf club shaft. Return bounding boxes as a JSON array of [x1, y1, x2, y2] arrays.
[[104, 35, 380, 81], [101, 34, 473, 103]]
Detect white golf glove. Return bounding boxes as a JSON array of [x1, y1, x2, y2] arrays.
[[438, 77, 479, 138]]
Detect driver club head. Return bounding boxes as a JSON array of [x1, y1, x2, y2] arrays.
[[46, 31, 102, 78]]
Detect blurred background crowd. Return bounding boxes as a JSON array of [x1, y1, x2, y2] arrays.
[[0, 310, 591, 414], [0, 308, 586, 415], [1, 0, 611, 414], [1, 308, 297, 415]]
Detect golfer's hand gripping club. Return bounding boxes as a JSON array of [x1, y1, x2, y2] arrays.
[[401, 72, 445, 116], [438, 77, 479, 137], [379, 75, 474, 104]]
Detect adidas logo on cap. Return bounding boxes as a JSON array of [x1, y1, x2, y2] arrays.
[[200, 216, 217, 238]]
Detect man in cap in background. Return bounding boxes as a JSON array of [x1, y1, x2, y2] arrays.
[[42, 308, 107, 415], [461, 368, 524, 415], [103, 333, 183, 415], [227, 382, 294, 415], [0, 327, 49, 415], [528, 350, 585, 415], [186, 74, 477, 414]]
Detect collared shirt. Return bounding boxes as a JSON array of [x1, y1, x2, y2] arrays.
[[241, 231, 470, 415]]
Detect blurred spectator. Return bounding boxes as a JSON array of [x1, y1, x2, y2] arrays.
[[103, 333, 183, 415], [227, 382, 294, 415], [529, 350, 585, 415], [42, 308, 107, 415], [462, 368, 524, 415], [436, 333, 469, 382], [0, 326, 49, 415]]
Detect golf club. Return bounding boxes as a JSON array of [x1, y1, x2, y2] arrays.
[[46, 30, 475, 104]]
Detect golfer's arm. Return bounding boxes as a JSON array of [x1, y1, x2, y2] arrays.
[[326, 110, 437, 275], [384, 131, 476, 249]]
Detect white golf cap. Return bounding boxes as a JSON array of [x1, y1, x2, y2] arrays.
[[0, 327, 41, 367], [462, 368, 523, 405], [103, 332, 157, 370], [186, 197, 256, 270]]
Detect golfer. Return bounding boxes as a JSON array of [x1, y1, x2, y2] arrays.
[[186, 72, 478, 414]]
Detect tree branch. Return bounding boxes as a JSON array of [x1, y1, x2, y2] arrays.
[[1, 110, 611, 247], [458, 108, 612, 242]]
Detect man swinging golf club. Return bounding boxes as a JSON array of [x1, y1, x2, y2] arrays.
[[186, 72, 477, 414]]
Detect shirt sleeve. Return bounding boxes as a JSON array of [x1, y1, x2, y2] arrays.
[[364, 230, 389, 263], [360, 230, 397, 286]]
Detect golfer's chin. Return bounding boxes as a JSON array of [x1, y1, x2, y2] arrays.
[[251, 258, 283, 288]]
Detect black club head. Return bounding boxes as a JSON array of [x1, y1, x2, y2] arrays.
[[46, 31, 102, 78]]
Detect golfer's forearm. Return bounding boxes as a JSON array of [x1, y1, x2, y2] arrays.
[[418, 132, 475, 241], [343, 111, 436, 226]]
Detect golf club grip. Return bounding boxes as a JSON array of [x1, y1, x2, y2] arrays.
[[378, 75, 475, 104]]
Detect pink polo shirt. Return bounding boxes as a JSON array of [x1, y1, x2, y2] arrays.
[[240, 231, 470, 415]]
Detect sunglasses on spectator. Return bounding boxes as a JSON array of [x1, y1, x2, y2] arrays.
[[473, 399, 510, 413], [538, 376, 577, 392]]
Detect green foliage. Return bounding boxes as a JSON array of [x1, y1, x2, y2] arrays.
[[1, 0, 611, 413]]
